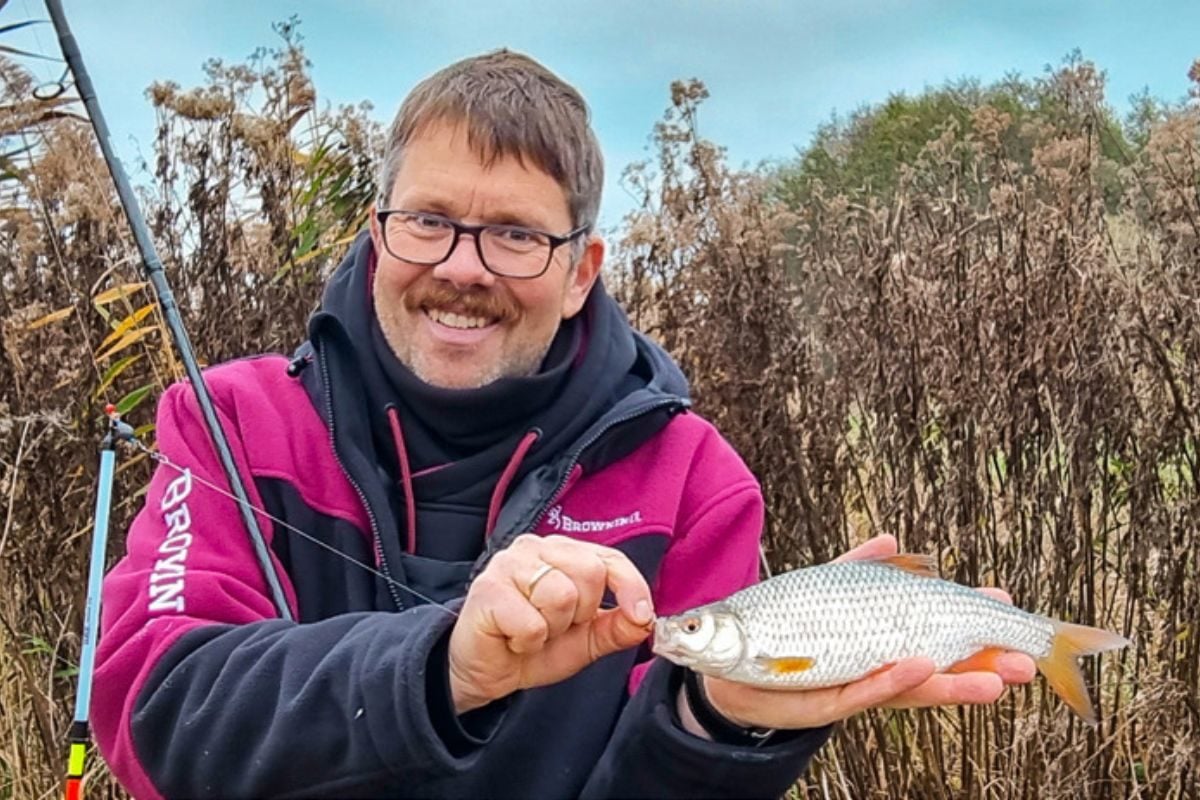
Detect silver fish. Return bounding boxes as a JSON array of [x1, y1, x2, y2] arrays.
[[652, 554, 1128, 723]]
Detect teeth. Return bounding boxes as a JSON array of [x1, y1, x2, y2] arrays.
[[428, 309, 492, 330]]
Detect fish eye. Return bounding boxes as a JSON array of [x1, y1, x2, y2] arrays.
[[682, 617, 701, 634]]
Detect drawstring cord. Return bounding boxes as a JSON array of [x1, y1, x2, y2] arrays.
[[386, 406, 542, 552], [485, 429, 541, 538], [386, 406, 419, 554]]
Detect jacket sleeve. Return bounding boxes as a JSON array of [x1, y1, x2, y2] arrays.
[[91, 382, 496, 799], [581, 660, 831, 800], [582, 425, 831, 799]]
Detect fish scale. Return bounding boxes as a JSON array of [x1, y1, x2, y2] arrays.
[[652, 553, 1128, 723]]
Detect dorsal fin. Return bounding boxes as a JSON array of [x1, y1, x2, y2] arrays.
[[872, 553, 938, 577]]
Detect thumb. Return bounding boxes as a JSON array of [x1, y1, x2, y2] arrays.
[[588, 607, 653, 660], [833, 534, 898, 563]]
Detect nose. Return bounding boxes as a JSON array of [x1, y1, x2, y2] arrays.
[[430, 231, 495, 289]]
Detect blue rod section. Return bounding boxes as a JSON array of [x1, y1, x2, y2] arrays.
[[71, 447, 115, 723]]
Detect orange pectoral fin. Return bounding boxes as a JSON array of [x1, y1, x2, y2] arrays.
[[755, 656, 816, 675]]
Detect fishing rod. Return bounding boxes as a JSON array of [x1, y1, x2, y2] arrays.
[[43, 0, 294, 794], [42, 0, 294, 610]]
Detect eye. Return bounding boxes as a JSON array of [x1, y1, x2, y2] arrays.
[[681, 617, 701, 634], [398, 213, 451, 233], [499, 227, 534, 243], [489, 225, 548, 251]]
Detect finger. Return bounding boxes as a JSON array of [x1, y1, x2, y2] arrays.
[[592, 549, 654, 626], [585, 606, 654, 659], [826, 657, 936, 714], [704, 658, 938, 730], [485, 594, 550, 655], [994, 652, 1037, 683], [480, 551, 569, 643], [946, 648, 1036, 684], [525, 566, 582, 639], [883, 670, 1006, 709], [833, 534, 898, 564], [496, 535, 653, 631], [525, 605, 653, 688], [532, 540, 608, 625], [976, 587, 1014, 604], [570, 565, 606, 625], [490, 539, 592, 636]]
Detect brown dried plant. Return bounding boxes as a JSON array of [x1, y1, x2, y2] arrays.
[[613, 62, 1198, 799]]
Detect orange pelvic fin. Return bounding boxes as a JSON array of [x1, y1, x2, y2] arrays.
[[756, 655, 816, 674], [948, 646, 1008, 674], [1037, 621, 1129, 725], [873, 553, 938, 577]]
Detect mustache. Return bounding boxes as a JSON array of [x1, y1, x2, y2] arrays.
[[403, 281, 516, 321]]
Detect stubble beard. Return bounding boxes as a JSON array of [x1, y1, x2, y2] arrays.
[[378, 307, 555, 390]]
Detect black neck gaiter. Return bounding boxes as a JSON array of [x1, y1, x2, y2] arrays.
[[368, 312, 580, 471]]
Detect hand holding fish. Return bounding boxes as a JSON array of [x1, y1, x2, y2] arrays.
[[448, 534, 655, 714], [656, 534, 1128, 734]]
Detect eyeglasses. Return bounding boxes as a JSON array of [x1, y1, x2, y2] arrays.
[[375, 209, 590, 279]]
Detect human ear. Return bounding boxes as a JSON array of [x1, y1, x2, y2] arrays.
[[561, 236, 603, 319]]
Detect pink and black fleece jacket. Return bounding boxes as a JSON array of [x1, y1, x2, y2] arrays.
[[92, 244, 830, 798]]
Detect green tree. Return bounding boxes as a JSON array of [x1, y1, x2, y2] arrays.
[[774, 53, 1134, 211]]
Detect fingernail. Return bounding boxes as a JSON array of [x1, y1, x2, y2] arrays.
[[634, 600, 652, 625]]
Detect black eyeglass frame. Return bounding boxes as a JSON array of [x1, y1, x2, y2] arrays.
[[375, 209, 591, 279]]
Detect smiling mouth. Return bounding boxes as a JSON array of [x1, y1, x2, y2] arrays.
[[424, 307, 499, 330]]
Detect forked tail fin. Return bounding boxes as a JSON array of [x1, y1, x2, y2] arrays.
[[1037, 621, 1129, 725]]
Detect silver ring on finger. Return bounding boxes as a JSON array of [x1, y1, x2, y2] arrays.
[[526, 563, 557, 597]]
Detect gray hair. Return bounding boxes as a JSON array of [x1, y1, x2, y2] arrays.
[[376, 50, 603, 236]]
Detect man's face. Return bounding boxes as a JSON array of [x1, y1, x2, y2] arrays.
[[370, 120, 601, 390]]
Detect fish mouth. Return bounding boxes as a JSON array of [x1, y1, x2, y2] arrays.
[[650, 640, 695, 668], [649, 618, 670, 656], [650, 618, 699, 667]]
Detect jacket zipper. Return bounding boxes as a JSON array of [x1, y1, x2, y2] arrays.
[[471, 396, 685, 580], [318, 343, 407, 611], [527, 397, 686, 533]]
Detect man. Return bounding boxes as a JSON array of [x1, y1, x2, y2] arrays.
[[93, 51, 1033, 799]]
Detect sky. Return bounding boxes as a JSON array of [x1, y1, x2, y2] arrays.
[[7, 0, 1200, 229]]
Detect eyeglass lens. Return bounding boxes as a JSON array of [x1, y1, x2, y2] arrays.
[[382, 213, 554, 278]]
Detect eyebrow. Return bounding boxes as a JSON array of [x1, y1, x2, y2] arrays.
[[484, 212, 552, 230]]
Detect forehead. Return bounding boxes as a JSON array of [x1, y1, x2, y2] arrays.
[[388, 120, 571, 228]]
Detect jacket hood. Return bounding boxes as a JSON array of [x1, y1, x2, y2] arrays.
[[291, 232, 691, 603]]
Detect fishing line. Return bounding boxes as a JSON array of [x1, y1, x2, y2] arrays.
[[18, 0, 69, 97], [131, 442, 629, 616], [125, 438, 461, 617], [126, 437, 629, 618]]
